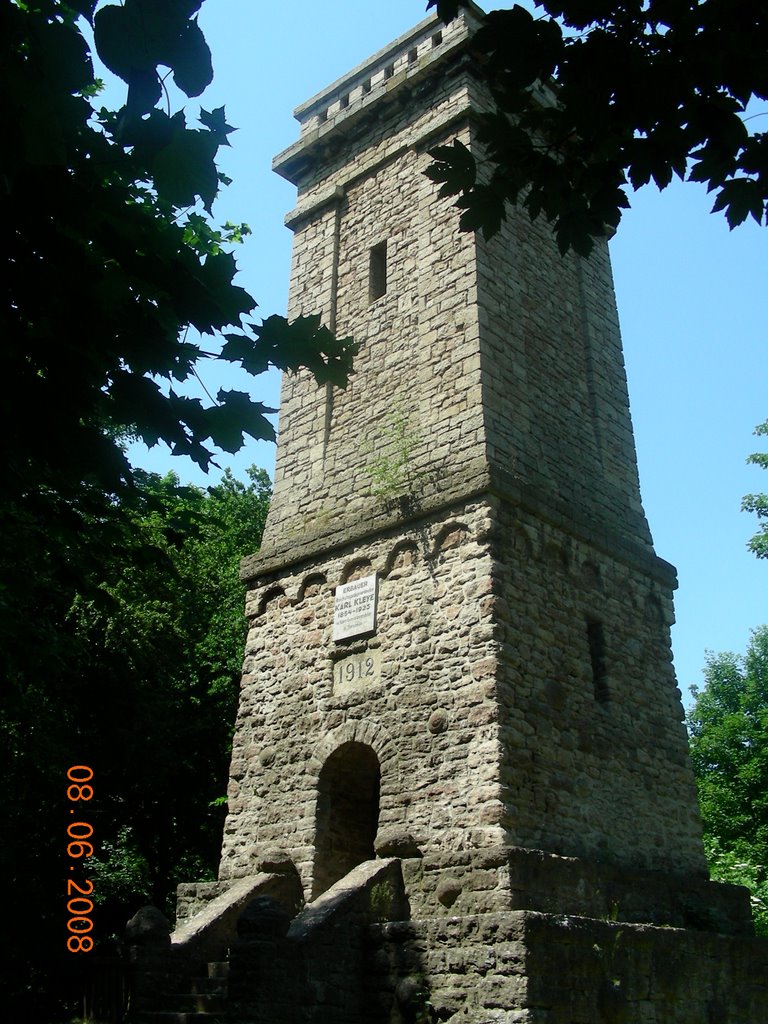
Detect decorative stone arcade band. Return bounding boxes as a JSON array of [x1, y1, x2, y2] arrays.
[[332, 573, 378, 642]]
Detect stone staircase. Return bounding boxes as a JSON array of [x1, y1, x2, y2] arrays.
[[131, 959, 230, 1024], [127, 859, 407, 1024]]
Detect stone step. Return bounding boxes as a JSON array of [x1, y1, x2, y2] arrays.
[[132, 1013, 229, 1024], [186, 977, 228, 997], [207, 961, 230, 980], [161, 992, 226, 1014], [130, 958, 231, 1023]]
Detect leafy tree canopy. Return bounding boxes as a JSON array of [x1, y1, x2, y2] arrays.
[[1, 0, 356, 500], [428, 0, 767, 254], [688, 626, 768, 935], [742, 420, 768, 559], [1, 0, 358, 664]]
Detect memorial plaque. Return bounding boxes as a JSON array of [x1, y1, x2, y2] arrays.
[[332, 573, 378, 641]]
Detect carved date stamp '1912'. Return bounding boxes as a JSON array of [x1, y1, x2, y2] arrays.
[[333, 649, 382, 695]]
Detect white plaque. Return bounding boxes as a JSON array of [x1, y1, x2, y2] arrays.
[[333, 574, 378, 641]]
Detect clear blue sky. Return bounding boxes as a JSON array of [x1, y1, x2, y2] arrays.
[[127, 0, 767, 703]]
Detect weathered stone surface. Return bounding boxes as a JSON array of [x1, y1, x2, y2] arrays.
[[219, 0, 704, 894], [258, 847, 295, 873], [370, 911, 768, 1024], [374, 827, 421, 859], [436, 876, 463, 908], [125, 905, 170, 947], [171, 871, 303, 963], [237, 896, 291, 940]]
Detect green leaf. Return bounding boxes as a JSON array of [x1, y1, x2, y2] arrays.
[[456, 183, 507, 238], [200, 105, 236, 145], [207, 390, 276, 451], [169, 18, 213, 98], [94, 4, 155, 84], [126, 67, 163, 118], [711, 178, 765, 228], [190, 251, 255, 328], [425, 139, 477, 197], [152, 128, 219, 210], [242, 314, 358, 388]]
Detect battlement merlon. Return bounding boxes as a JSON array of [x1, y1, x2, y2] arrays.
[[272, 5, 483, 189]]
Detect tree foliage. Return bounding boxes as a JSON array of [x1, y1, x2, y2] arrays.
[[428, 0, 768, 254], [0, 0, 357, 867], [742, 420, 768, 559], [1, 8, 342, 1014], [688, 627, 768, 936], [1, 0, 355, 578], [1, 466, 271, 1020]]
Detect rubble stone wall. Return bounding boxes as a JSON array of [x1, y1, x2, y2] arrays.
[[221, 500, 503, 894], [371, 911, 768, 1024]]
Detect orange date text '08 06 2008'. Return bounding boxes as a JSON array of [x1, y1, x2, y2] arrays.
[[65, 765, 94, 953]]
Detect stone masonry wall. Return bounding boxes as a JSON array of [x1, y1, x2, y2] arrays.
[[220, 3, 712, 905], [262, 7, 656, 578], [491, 497, 706, 874], [221, 488, 705, 895], [370, 911, 768, 1024], [475, 159, 653, 550], [264, 12, 493, 566], [265, 116, 488, 562], [221, 500, 504, 894]]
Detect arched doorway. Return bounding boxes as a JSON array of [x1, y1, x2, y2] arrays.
[[311, 741, 380, 899]]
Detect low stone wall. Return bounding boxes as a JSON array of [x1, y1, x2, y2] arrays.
[[370, 911, 768, 1024], [402, 846, 752, 936], [172, 871, 304, 965], [175, 879, 231, 924]]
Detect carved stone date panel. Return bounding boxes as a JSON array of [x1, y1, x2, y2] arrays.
[[332, 649, 382, 696]]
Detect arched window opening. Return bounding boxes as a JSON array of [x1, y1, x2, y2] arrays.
[[312, 742, 380, 899]]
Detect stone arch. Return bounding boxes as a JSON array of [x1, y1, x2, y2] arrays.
[[308, 720, 398, 784], [297, 572, 327, 602], [257, 586, 286, 616], [340, 557, 374, 584], [430, 521, 470, 558], [382, 538, 420, 576], [311, 741, 380, 899], [308, 721, 399, 899]]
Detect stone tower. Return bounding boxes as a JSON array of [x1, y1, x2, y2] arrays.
[[162, 7, 766, 1023], [224, 5, 705, 888]]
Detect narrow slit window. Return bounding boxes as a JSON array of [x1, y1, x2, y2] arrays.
[[432, 31, 443, 47], [408, 47, 418, 64], [340, 93, 350, 109], [362, 78, 372, 94], [587, 620, 609, 703], [369, 241, 388, 303], [385, 63, 395, 79]]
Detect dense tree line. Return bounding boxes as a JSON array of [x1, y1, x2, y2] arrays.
[[1, 5, 343, 1015], [688, 627, 768, 937], [2, 466, 270, 1021]]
